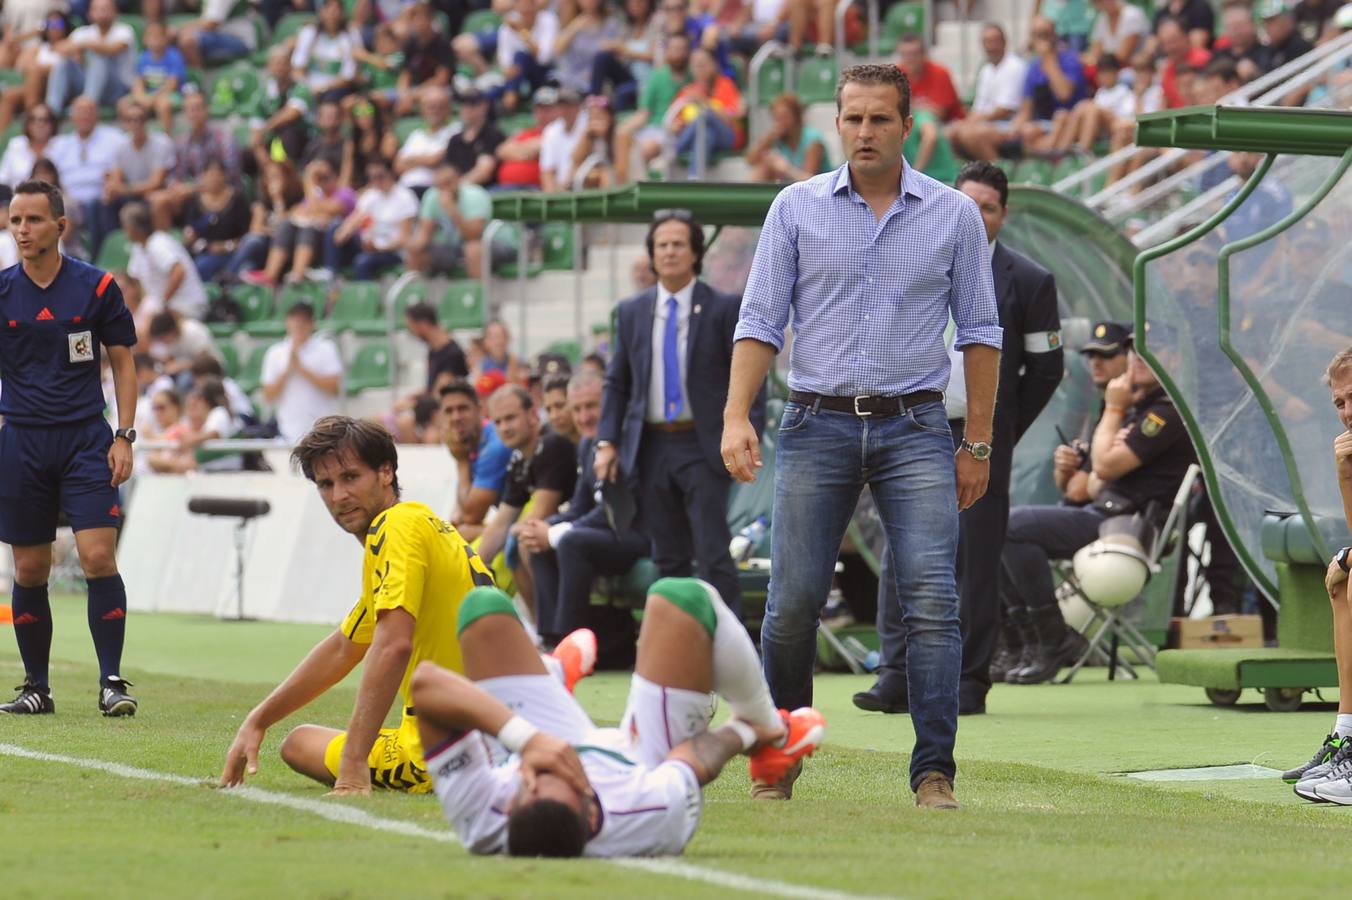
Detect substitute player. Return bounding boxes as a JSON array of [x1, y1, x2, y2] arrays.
[[219, 416, 505, 795], [410, 578, 826, 857], [0, 180, 139, 717]]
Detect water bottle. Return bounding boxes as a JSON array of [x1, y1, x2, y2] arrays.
[[729, 516, 768, 563]]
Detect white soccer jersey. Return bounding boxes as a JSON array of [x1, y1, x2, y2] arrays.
[[426, 728, 703, 857]]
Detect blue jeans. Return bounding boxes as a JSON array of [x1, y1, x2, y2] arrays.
[[323, 224, 402, 281], [675, 109, 736, 179], [761, 399, 961, 788], [47, 51, 131, 112]]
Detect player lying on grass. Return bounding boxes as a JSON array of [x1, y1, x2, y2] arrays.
[[219, 416, 504, 795], [1286, 346, 1352, 803], [410, 578, 826, 857]]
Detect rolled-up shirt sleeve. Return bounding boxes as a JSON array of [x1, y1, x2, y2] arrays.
[[949, 198, 1003, 351], [734, 190, 797, 351]]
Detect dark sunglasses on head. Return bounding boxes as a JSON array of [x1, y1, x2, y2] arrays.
[[653, 208, 694, 222]]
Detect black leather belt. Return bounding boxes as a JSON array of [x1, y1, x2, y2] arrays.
[[789, 390, 943, 418]]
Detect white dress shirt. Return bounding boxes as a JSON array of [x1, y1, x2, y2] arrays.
[[646, 278, 695, 424]]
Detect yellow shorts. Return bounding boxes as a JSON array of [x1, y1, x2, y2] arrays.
[[323, 717, 431, 794]]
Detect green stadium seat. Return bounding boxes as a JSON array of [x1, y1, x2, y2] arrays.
[[273, 12, 314, 44], [122, 14, 145, 44], [497, 112, 533, 136], [209, 65, 260, 118], [233, 283, 274, 323], [544, 340, 581, 366], [463, 9, 503, 34], [243, 282, 324, 338], [755, 57, 788, 106], [795, 56, 838, 105], [95, 230, 131, 272], [345, 342, 393, 395], [439, 280, 485, 331], [0, 70, 24, 88], [216, 342, 239, 378], [394, 117, 425, 143], [882, 2, 926, 46], [326, 281, 381, 332], [540, 222, 575, 271], [235, 343, 271, 395]]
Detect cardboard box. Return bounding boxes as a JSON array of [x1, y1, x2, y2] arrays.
[[1170, 615, 1264, 649]]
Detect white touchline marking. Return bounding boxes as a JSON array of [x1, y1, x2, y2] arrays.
[[0, 743, 893, 900]]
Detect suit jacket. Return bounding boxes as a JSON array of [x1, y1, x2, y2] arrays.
[[988, 242, 1064, 494], [547, 437, 613, 532], [597, 281, 765, 477]]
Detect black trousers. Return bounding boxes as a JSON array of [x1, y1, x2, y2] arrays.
[[1000, 505, 1108, 613], [637, 429, 740, 615], [530, 525, 651, 641]]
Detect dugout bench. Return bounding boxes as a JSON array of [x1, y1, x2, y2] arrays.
[[1156, 512, 1350, 711]]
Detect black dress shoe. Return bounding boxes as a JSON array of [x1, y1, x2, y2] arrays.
[[852, 684, 909, 714], [958, 696, 986, 716]]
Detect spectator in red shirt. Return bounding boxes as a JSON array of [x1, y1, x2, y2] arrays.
[[1158, 17, 1212, 108], [896, 33, 965, 122], [495, 88, 561, 190]]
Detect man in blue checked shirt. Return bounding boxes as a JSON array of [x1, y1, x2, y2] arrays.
[[722, 64, 1002, 810]]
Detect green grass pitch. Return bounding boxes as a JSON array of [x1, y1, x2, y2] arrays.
[[1, 595, 1348, 899]]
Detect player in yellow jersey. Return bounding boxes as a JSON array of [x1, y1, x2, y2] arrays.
[[218, 415, 497, 795]]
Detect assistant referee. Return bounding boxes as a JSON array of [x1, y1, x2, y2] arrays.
[[0, 180, 140, 717]]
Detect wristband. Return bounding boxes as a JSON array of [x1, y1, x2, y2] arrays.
[[724, 719, 758, 752], [497, 715, 539, 754], [1104, 405, 1126, 414]]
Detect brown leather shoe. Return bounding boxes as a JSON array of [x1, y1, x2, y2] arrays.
[[750, 758, 803, 800], [914, 771, 959, 810]]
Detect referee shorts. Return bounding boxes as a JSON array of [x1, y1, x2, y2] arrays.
[[323, 716, 432, 793], [0, 418, 121, 546]]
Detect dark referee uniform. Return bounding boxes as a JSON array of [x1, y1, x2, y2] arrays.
[[0, 257, 137, 710], [866, 242, 1064, 712]]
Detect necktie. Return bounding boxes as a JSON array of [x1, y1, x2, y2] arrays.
[[663, 296, 682, 423]]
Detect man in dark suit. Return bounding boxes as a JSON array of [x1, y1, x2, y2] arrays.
[[595, 210, 765, 615], [856, 161, 1064, 716], [517, 370, 650, 647]]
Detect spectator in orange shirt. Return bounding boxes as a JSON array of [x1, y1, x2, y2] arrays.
[[896, 33, 965, 123], [667, 46, 744, 178]]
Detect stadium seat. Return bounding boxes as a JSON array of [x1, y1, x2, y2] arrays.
[[394, 117, 425, 143], [882, 2, 927, 45], [232, 283, 274, 323], [543, 339, 581, 366], [796, 57, 838, 105], [272, 12, 314, 44], [243, 282, 324, 338], [326, 281, 381, 332], [345, 341, 393, 395], [122, 14, 145, 43], [463, 8, 502, 34], [755, 57, 788, 106], [95, 230, 131, 272], [0, 70, 24, 88], [235, 344, 271, 395], [540, 222, 576, 271], [216, 341, 239, 378], [209, 64, 260, 118], [439, 280, 485, 331]]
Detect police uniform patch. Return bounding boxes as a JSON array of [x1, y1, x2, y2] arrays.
[[1141, 412, 1166, 437], [68, 330, 93, 363]]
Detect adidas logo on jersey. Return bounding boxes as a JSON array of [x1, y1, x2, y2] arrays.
[[36, 307, 54, 321]]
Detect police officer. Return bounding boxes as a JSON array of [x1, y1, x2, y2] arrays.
[[1000, 329, 1196, 684], [0, 180, 140, 717], [855, 162, 1065, 716], [1053, 322, 1131, 509]]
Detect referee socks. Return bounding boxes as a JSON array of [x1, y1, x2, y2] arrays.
[[86, 574, 127, 683], [11, 582, 53, 690]]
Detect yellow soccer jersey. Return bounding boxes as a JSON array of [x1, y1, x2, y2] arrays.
[[339, 501, 495, 713]]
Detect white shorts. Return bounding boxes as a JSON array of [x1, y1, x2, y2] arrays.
[[479, 673, 717, 767]]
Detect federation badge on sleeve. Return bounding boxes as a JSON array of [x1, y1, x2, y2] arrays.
[[1141, 412, 1166, 437], [68, 330, 94, 364]]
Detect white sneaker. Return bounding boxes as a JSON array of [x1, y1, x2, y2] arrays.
[[1297, 746, 1352, 801], [1313, 772, 1352, 805]]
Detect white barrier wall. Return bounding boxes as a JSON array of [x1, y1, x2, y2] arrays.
[[120, 446, 457, 625]]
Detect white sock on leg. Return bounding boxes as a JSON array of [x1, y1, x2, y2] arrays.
[[708, 584, 782, 735], [1334, 714, 1352, 738]]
